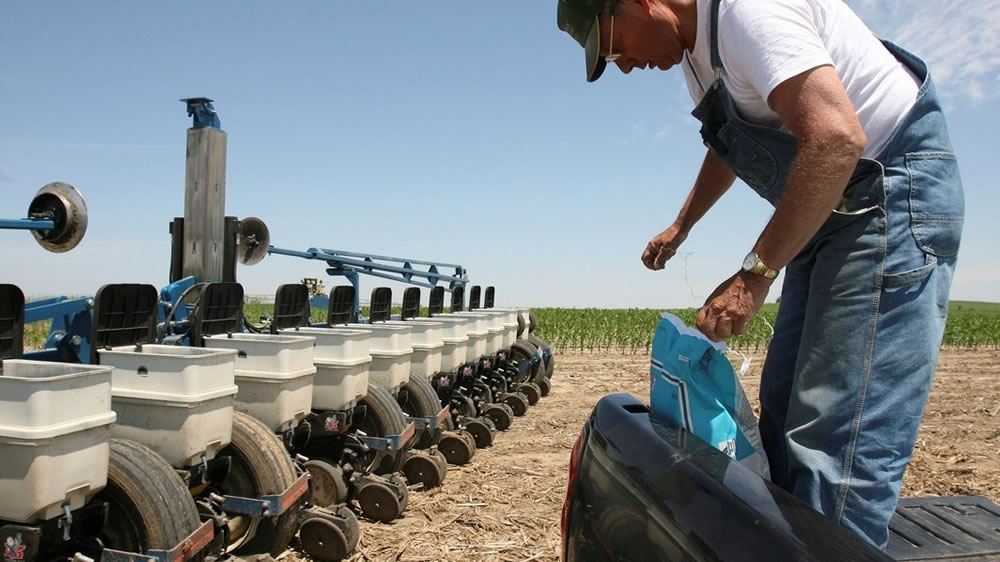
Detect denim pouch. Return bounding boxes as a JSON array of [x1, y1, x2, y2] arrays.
[[650, 312, 770, 479]]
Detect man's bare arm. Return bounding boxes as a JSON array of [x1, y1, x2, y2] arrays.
[[677, 149, 738, 234], [697, 64, 866, 341], [642, 150, 736, 270], [753, 64, 867, 270]]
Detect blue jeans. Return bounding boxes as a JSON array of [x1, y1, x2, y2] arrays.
[[758, 56, 964, 547]]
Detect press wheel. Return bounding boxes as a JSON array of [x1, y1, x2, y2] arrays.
[[483, 404, 513, 431], [501, 392, 529, 416], [299, 518, 349, 562], [356, 481, 403, 522], [518, 383, 541, 405], [304, 459, 348, 508], [438, 432, 475, 465], [465, 418, 494, 449], [538, 376, 551, 397], [403, 452, 446, 490]]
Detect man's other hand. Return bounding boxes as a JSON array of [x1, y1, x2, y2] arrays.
[[642, 223, 688, 270]]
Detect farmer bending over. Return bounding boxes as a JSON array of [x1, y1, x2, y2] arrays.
[[557, 0, 964, 549]]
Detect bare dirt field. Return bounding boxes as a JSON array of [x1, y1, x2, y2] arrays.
[[306, 349, 1000, 562]]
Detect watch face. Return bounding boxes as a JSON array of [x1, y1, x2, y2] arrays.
[[742, 252, 757, 270]]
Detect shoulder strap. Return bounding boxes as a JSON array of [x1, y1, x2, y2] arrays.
[[710, 0, 723, 78]]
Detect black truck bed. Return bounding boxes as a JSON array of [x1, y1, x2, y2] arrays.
[[564, 393, 1000, 561], [888, 496, 1000, 561]]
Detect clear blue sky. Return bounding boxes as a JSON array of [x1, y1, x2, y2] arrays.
[[2, 1, 997, 308]]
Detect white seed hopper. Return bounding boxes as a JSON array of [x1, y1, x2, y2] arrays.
[[202, 332, 317, 433], [444, 311, 489, 359], [402, 315, 469, 375], [0, 360, 116, 523], [458, 310, 506, 355], [91, 284, 238, 469], [340, 322, 413, 394], [278, 326, 372, 411], [397, 318, 443, 379], [485, 308, 521, 348]]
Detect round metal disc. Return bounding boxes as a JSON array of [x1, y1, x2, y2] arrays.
[[237, 216, 270, 265], [502, 392, 529, 417], [483, 405, 512, 431], [403, 453, 445, 490], [538, 377, 551, 397], [519, 383, 541, 406], [299, 518, 349, 562], [465, 419, 494, 449], [356, 481, 402, 523], [28, 182, 88, 253], [304, 459, 348, 507]]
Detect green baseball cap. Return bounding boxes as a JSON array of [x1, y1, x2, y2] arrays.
[[557, 0, 611, 82]]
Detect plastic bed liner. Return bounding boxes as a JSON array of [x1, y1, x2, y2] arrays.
[[887, 496, 1000, 561]]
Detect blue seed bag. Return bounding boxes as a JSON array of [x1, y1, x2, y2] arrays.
[[649, 312, 770, 479]]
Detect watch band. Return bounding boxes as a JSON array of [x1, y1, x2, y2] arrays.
[[750, 259, 779, 279]]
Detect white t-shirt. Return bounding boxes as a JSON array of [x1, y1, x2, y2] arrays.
[[681, 0, 919, 159]]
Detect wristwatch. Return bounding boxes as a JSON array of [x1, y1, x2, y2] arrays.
[[741, 251, 779, 280]]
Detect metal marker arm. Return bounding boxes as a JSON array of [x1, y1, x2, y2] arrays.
[[0, 218, 56, 231], [268, 246, 468, 289], [357, 421, 416, 452], [100, 519, 214, 562], [218, 471, 310, 517], [406, 406, 451, 431]]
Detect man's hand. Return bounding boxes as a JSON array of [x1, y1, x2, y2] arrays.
[[642, 223, 688, 270], [697, 271, 772, 341]]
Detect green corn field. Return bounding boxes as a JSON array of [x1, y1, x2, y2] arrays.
[[20, 300, 1000, 353], [532, 301, 1000, 354], [531, 306, 779, 354]]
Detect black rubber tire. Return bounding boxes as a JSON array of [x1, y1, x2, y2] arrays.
[[220, 412, 302, 557], [356, 383, 409, 476], [511, 340, 544, 386], [528, 310, 538, 333], [399, 375, 445, 449], [299, 518, 349, 562], [525, 333, 547, 350], [519, 382, 541, 406], [538, 376, 552, 397], [94, 439, 202, 557], [525, 334, 555, 379]]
